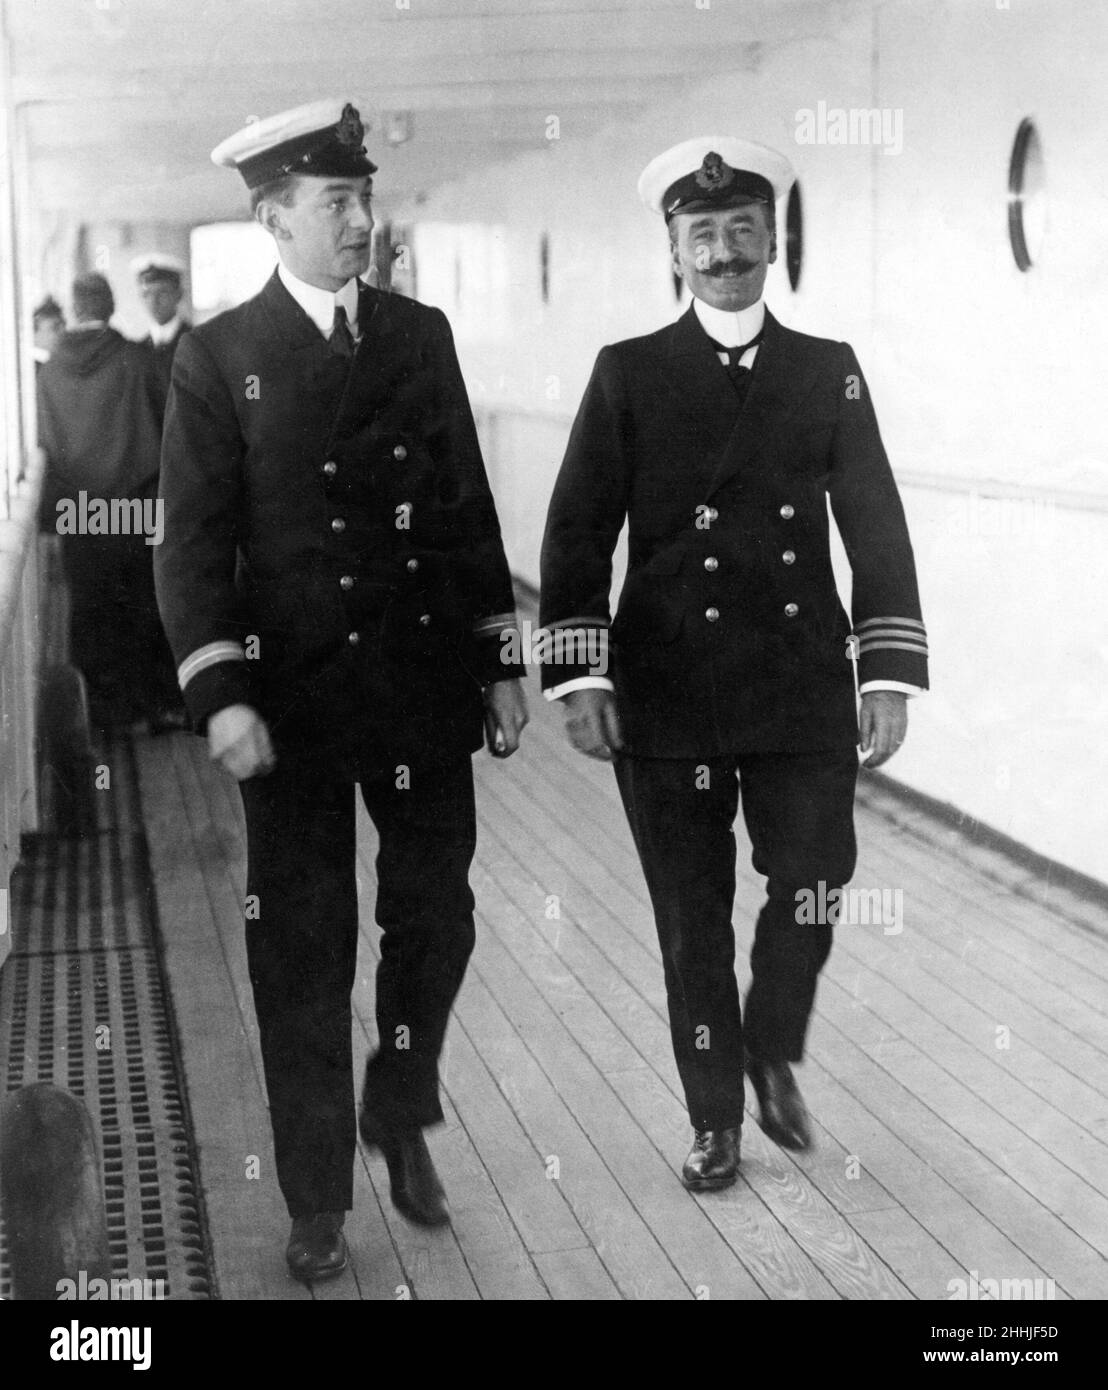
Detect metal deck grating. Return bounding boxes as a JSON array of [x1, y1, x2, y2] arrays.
[[0, 738, 214, 1300]]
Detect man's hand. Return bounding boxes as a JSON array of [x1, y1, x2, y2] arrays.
[[208, 703, 276, 781], [483, 679, 529, 758], [564, 688, 624, 761], [858, 690, 908, 769]]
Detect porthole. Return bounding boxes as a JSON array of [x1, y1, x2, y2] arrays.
[[785, 180, 803, 292], [1007, 118, 1045, 272]]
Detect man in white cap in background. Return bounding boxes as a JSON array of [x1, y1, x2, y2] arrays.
[[540, 136, 928, 1192], [155, 99, 527, 1281], [132, 253, 190, 416]]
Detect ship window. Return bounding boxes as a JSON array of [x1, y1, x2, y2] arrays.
[[1008, 118, 1045, 272], [785, 180, 803, 292]]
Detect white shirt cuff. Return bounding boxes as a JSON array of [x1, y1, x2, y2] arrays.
[[543, 676, 615, 702], [859, 680, 924, 697]]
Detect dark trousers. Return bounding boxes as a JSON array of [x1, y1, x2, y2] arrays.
[[240, 751, 477, 1218], [62, 531, 178, 725], [614, 747, 858, 1130]]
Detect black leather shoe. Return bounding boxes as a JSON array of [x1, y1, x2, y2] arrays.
[[286, 1212, 348, 1282], [745, 1054, 812, 1151], [359, 1112, 450, 1227], [681, 1126, 741, 1191]]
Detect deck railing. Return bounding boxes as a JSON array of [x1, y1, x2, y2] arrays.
[[0, 449, 44, 969]]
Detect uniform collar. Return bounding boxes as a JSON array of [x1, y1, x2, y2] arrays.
[[277, 261, 360, 339], [692, 295, 765, 349], [148, 314, 184, 346]]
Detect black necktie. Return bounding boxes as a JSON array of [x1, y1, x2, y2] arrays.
[[330, 303, 355, 358], [706, 329, 763, 394]]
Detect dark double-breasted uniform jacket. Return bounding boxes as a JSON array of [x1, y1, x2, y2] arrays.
[[154, 270, 520, 769], [540, 305, 929, 757]]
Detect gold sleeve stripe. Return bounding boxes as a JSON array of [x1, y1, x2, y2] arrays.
[[177, 640, 246, 691], [856, 616, 927, 632], [856, 627, 929, 645], [857, 638, 930, 655], [472, 612, 519, 637], [545, 615, 610, 631]]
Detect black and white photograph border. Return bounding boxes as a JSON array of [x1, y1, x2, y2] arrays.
[[0, 0, 1103, 1355]]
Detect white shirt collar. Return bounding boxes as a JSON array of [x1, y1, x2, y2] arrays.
[[148, 314, 184, 347], [692, 295, 765, 349], [278, 262, 360, 339]]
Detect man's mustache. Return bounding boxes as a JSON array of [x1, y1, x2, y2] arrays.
[[704, 257, 759, 277]]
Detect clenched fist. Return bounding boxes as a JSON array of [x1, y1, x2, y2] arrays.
[[483, 678, 529, 758], [208, 704, 276, 781], [563, 688, 624, 761]]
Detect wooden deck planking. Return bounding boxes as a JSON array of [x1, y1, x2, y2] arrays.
[[861, 830, 1108, 1016], [310, 1155, 405, 1302], [518, 707, 1108, 1219], [820, 899, 1108, 1140], [812, 1023, 1101, 1298], [531, 1247, 623, 1299], [131, 667, 1108, 1299], [427, 970, 693, 1300], [841, 826, 1108, 1051], [349, 975, 551, 1300], [487, 700, 1108, 1294], [797, 1052, 1056, 1288], [136, 735, 308, 1301], [469, 760, 922, 1298], [531, 707, 1108, 1087], [462, 916, 774, 1299], [854, 779, 1108, 979], [819, 966, 1108, 1194]]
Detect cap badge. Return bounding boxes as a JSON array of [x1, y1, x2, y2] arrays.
[[695, 151, 735, 193], [335, 103, 365, 149]]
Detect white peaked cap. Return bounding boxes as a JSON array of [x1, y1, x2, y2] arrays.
[[210, 99, 376, 188], [211, 99, 344, 168], [638, 136, 795, 217]]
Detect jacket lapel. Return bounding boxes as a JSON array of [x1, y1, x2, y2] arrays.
[[658, 304, 744, 450], [705, 308, 821, 498], [255, 271, 399, 448], [257, 266, 329, 357]]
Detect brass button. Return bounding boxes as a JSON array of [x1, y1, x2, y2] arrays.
[[393, 444, 408, 462], [340, 575, 355, 590], [779, 504, 795, 519], [784, 602, 799, 617], [782, 550, 796, 565], [704, 556, 719, 572], [705, 607, 720, 622], [322, 460, 337, 477], [406, 558, 420, 573], [419, 613, 432, 627], [707, 507, 719, 521], [348, 631, 360, 645], [331, 517, 346, 534]]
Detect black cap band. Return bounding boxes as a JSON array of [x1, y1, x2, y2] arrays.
[[238, 103, 378, 189], [663, 151, 774, 221]]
